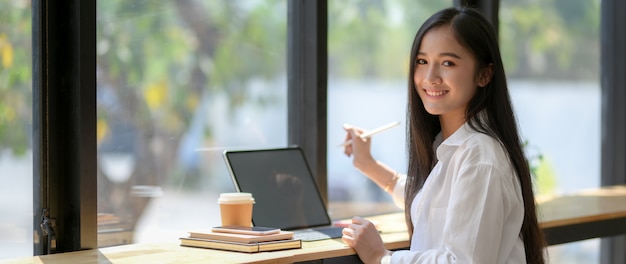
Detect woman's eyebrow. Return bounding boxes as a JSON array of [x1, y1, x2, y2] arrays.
[[439, 52, 461, 59], [417, 51, 462, 59]]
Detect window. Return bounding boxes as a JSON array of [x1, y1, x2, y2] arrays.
[[96, 1, 287, 246], [1, 1, 622, 262], [327, 0, 452, 219], [500, 0, 601, 262], [0, 0, 33, 259]]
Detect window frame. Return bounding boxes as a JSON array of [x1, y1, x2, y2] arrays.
[[600, 0, 626, 262], [32, 0, 97, 254], [287, 0, 329, 204]]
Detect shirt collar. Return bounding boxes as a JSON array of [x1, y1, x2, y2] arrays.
[[441, 122, 474, 147], [436, 122, 474, 160]]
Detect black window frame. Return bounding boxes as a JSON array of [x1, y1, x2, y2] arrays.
[[32, 0, 97, 254], [600, 0, 626, 262], [31, 0, 625, 263]]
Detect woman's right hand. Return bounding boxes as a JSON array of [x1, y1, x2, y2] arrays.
[[342, 124, 402, 198], [342, 124, 376, 172]]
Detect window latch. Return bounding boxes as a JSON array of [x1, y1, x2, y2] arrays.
[[40, 208, 56, 254]]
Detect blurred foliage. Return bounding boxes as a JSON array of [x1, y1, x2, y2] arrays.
[[95, 0, 288, 232], [328, 0, 600, 81], [0, 0, 32, 156], [96, 0, 286, 138], [534, 156, 558, 196], [500, 0, 600, 80], [525, 140, 558, 196], [0, 0, 602, 156], [328, 0, 451, 80]]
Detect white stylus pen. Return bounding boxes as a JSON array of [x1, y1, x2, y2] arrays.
[[338, 121, 401, 147]]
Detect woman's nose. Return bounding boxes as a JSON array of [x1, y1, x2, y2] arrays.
[[424, 65, 442, 85]]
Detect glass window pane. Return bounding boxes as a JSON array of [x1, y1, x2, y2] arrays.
[[500, 0, 601, 262], [96, 1, 287, 246], [327, 0, 452, 219], [0, 0, 33, 259]]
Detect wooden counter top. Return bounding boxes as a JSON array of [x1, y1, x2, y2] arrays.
[[537, 185, 626, 244]]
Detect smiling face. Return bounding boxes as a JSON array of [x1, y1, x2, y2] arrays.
[[414, 25, 490, 131]]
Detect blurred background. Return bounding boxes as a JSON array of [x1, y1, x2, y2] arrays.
[[0, 0, 600, 263]]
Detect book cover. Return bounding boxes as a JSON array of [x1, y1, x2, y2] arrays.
[[179, 237, 302, 253], [188, 230, 294, 244]]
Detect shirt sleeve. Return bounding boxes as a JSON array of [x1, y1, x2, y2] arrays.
[[390, 163, 521, 263], [390, 174, 406, 208]]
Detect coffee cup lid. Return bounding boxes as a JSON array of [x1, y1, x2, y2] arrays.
[[218, 192, 255, 204]]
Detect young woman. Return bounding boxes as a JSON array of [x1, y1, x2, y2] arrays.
[[341, 7, 546, 264]]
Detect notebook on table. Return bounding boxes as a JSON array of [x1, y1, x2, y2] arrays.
[[223, 146, 344, 241]]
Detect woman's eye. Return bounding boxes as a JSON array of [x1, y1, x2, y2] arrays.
[[442, 61, 455, 66], [416, 59, 427, 65]]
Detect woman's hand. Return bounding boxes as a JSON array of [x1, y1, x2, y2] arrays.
[[342, 216, 389, 264], [342, 124, 376, 172]]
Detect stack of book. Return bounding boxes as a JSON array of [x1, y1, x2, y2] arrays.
[[180, 228, 301, 253]]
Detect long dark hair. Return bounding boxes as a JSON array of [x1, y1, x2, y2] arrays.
[[405, 7, 545, 263]]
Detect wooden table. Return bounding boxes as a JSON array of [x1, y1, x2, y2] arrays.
[[4, 185, 626, 263], [538, 185, 626, 245]]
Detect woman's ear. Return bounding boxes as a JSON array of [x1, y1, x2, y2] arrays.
[[477, 63, 494, 87]]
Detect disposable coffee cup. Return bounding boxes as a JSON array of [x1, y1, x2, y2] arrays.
[[218, 192, 255, 227]]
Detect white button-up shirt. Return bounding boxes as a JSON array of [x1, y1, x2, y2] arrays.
[[389, 123, 526, 263]]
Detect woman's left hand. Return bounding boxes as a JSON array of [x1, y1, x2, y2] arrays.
[[342, 216, 388, 264]]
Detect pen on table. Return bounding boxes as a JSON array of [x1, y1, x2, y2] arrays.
[[338, 121, 401, 148]]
